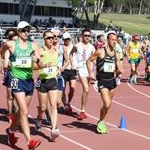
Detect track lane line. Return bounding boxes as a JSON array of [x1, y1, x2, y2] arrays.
[[71, 106, 150, 141], [93, 84, 150, 117], [28, 115, 94, 150]]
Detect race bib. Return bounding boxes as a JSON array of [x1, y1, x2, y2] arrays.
[[11, 78, 18, 89], [14, 57, 32, 68], [78, 61, 86, 68], [132, 48, 138, 53], [43, 67, 57, 75], [35, 78, 41, 88], [103, 62, 115, 72]]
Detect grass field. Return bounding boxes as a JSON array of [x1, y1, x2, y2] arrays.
[[79, 13, 150, 35]]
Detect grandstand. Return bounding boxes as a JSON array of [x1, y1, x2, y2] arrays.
[[0, 0, 72, 25]]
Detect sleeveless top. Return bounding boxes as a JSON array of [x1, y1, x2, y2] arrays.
[[10, 39, 33, 79], [38, 46, 58, 79], [129, 41, 141, 59], [58, 44, 64, 68], [76, 42, 94, 70], [96, 48, 117, 80]]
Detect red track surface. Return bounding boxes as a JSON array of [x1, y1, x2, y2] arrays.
[[0, 58, 150, 150]]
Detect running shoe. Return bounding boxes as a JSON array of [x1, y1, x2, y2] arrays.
[[35, 119, 42, 131], [97, 121, 108, 134], [28, 139, 41, 150], [6, 128, 18, 147], [65, 103, 72, 114], [133, 77, 137, 84], [78, 112, 87, 120], [49, 128, 60, 142], [45, 111, 51, 125], [116, 77, 121, 85], [7, 114, 14, 124]]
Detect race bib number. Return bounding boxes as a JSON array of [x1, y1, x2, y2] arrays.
[[78, 61, 86, 68], [35, 78, 41, 88], [11, 78, 18, 89], [43, 67, 57, 75], [132, 48, 138, 53], [103, 62, 115, 72], [15, 57, 32, 68]]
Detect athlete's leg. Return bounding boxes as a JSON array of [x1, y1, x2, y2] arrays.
[[79, 76, 90, 111], [48, 90, 59, 130], [37, 91, 48, 120], [99, 88, 114, 121], [11, 92, 32, 142], [68, 79, 76, 104]]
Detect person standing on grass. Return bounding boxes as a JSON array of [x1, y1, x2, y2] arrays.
[[70, 28, 95, 120], [0, 21, 42, 149], [87, 32, 122, 134]]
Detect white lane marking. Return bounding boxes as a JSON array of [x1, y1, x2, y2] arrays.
[[71, 106, 150, 141], [93, 84, 150, 117], [45, 125, 94, 150], [127, 82, 150, 99], [28, 115, 94, 150]]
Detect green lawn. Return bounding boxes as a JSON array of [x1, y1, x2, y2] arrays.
[[79, 13, 150, 35]]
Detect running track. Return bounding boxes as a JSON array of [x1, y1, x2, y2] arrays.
[[0, 58, 150, 150]]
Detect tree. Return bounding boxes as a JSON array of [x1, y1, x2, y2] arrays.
[[93, 0, 105, 25]]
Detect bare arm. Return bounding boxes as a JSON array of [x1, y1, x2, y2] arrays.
[[69, 46, 77, 69], [61, 48, 70, 72], [32, 42, 45, 69], [0, 41, 13, 73], [116, 52, 123, 75], [125, 44, 130, 60], [86, 49, 102, 78]]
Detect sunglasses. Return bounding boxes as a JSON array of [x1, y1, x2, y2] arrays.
[[84, 34, 91, 37], [54, 35, 60, 38], [64, 38, 70, 41], [46, 36, 54, 40], [20, 28, 30, 33]]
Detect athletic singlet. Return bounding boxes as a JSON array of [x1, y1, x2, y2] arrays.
[[10, 39, 33, 79], [76, 42, 94, 69], [128, 41, 141, 59], [58, 44, 64, 68], [96, 48, 117, 80], [114, 43, 124, 59], [38, 46, 58, 79]]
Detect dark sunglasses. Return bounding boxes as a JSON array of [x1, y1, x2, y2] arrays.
[[20, 28, 30, 33], [46, 36, 54, 40], [64, 38, 70, 41], [54, 35, 60, 38], [84, 34, 91, 37]]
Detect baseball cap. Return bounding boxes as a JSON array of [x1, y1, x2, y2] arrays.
[[17, 21, 30, 29], [62, 32, 71, 39], [51, 27, 61, 34]]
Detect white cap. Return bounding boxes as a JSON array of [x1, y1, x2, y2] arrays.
[[1, 39, 7, 45], [51, 27, 61, 34], [62, 32, 71, 39], [17, 21, 30, 29], [107, 30, 116, 35]]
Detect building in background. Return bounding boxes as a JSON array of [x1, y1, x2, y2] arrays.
[[0, 0, 72, 24]]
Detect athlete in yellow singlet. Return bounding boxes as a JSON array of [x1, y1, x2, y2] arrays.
[[126, 34, 143, 84]]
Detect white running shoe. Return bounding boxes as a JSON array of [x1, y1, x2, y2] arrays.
[[116, 77, 121, 85]]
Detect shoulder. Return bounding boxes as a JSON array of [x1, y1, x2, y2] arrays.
[[31, 41, 38, 49]]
